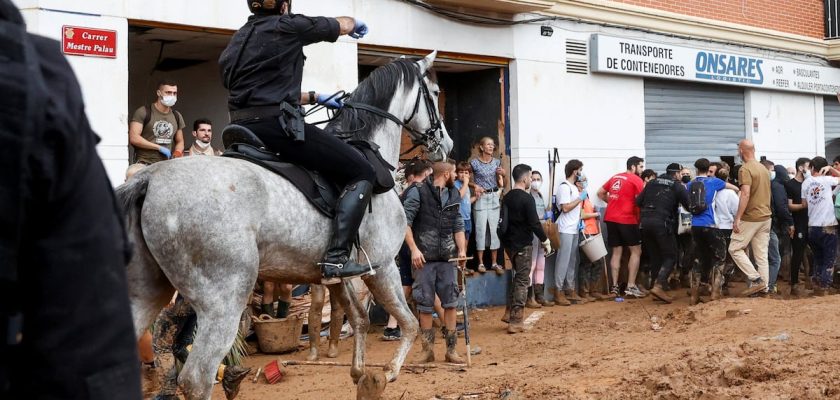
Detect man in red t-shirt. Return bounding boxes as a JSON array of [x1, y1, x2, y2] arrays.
[[597, 156, 645, 298]]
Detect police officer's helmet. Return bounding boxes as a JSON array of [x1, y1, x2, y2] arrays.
[[247, 0, 289, 14]]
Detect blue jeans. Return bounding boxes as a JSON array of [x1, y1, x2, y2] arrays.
[[808, 226, 838, 288], [768, 229, 781, 289]]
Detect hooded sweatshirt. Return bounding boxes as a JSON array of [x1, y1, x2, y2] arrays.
[[771, 164, 794, 231]]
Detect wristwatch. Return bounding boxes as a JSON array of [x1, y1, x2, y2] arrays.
[[308, 91, 316, 105]]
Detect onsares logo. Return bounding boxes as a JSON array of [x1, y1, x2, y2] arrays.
[[695, 51, 764, 85]]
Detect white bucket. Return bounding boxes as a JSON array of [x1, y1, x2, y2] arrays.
[[580, 234, 608, 262]]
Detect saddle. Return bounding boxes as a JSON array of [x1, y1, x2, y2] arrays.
[[220, 124, 395, 218]]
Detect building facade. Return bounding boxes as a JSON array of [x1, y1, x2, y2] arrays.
[[12, 0, 840, 197]]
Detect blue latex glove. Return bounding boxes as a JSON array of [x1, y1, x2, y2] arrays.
[[545, 210, 554, 221], [158, 146, 172, 159], [350, 19, 368, 39], [578, 220, 585, 231], [579, 190, 588, 201], [316, 93, 343, 109]]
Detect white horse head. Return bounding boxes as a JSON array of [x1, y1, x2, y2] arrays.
[[411, 51, 453, 162]]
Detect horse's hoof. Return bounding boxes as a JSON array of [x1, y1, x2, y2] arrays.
[[327, 343, 339, 358], [356, 369, 387, 400], [222, 365, 252, 400]]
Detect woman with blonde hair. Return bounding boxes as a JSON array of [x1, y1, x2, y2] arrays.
[[470, 137, 506, 274]]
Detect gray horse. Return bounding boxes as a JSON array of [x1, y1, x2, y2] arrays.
[[117, 52, 451, 399]]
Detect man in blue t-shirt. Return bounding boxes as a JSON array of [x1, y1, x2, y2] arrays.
[[686, 158, 736, 305]]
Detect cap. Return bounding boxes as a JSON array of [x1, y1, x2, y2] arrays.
[[665, 163, 682, 172]]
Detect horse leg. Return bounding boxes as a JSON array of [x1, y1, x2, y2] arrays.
[[362, 262, 418, 382], [126, 241, 175, 339], [329, 280, 368, 384], [307, 284, 326, 361], [327, 288, 344, 358]]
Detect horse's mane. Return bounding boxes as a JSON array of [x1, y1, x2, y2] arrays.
[[326, 58, 431, 141]]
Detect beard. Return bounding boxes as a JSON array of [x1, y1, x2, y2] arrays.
[[446, 176, 455, 188]]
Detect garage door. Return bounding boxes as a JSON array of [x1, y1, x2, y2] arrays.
[[644, 80, 746, 173], [824, 96, 840, 161]]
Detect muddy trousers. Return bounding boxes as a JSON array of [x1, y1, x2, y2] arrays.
[[642, 224, 677, 287], [808, 226, 837, 288], [153, 297, 197, 395], [506, 245, 534, 309], [768, 229, 781, 289], [790, 227, 809, 284], [692, 227, 727, 283]]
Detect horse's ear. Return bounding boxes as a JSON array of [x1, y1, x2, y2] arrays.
[[417, 50, 438, 74]]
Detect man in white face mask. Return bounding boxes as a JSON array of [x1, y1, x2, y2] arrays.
[[185, 118, 221, 156], [127, 80, 186, 170]]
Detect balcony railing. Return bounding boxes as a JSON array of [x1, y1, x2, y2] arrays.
[[828, 0, 840, 38]]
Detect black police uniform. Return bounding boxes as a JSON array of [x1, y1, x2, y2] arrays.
[[219, 10, 375, 281], [0, 1, 141, 398], [635, 174, 690, 287]]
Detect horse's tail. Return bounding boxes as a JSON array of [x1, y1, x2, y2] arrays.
[[115, 169, 150, 244]]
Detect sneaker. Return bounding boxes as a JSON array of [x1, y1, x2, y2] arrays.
[[477, 264, 487, 273], [624, 285, 646, 298], [610, 285, 621, 297], [492, 264, 505, 275], [382, 327, 401, 341], [740, 278, 767, 297]]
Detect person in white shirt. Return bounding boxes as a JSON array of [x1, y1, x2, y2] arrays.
[[714, 168, 740, 235], [553, 159, 588, 306], [800, 156, 840, 294]]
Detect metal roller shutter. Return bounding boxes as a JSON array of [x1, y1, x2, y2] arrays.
[[644, 80, 745, 173], [824, 96, 840, 160]]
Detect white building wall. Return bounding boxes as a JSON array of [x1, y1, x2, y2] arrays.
[[747, 89, 824, 168]]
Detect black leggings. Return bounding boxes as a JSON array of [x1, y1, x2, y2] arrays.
[[790, 227, 809, 284], [243, 118, 375, 187]]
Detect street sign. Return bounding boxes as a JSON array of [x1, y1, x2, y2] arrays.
[[62, 25, 117, 59]]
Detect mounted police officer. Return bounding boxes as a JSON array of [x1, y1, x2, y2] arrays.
[[635, 163, 690, 304], [0, 0, 140, 397], [220, 0, 374, 284]]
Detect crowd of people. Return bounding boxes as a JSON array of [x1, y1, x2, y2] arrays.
[[382, 138, 840, 338]]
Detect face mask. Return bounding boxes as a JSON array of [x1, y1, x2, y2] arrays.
[[161, 95, 177, 107], [805, 170, 812, 179], [681, 175, 691, 184], [788, 174, 795, 180], [530, 180, 542, 190], [769, 171, 776, 181], [582, 181, 589, 189], [195, 140, 211, 149]]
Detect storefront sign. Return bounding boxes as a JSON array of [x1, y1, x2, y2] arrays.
[[590, 34, 840, 95], [62, 25, 117, 58]]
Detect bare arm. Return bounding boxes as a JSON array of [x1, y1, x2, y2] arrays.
[[335, 17, 355, 35], [788, 198, 805, 212], [128, 121, 161, 151], [597, 187, 609, 203], [725, 182, 740, 192], [173, 129, 184, 155], [405, 226, 425, 269], [561, 198, 583, 213], [734, 184, 751, 232]]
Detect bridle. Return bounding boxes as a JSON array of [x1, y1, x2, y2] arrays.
[[339, 65, 445, 156]]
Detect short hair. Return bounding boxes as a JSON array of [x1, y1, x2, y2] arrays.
[[157, 79, 177, 89], [565, 159, 583, 178], [710, 161, 723, 171], [715, 168, 730, 182], [795, 157, 811, 169], [531, 170, 542, 179], [811, 156, 828, 171], [833, 155, 840, 164], [456, 161, 472, 173], [512, 164, 532, 183], [760, 160, 775, 169], [404, 159, 430, 178], [626, 156, 644, 170], [432, 160, 456, 177], [193, 118, 212, 132], [694, 158, 710, 173], [640, 169, 656, 181]]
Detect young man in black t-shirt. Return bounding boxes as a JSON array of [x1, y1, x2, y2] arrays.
[[500, 164, 551, 333], [785, 157, 812, 296]]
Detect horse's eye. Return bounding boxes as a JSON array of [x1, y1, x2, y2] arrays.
[[433, 90, 440, 96]]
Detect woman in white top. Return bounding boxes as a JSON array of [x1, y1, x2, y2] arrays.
[[714, 168, 740, 236]]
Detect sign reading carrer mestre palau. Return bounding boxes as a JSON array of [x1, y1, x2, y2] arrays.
[[590, 34, 840, 95]]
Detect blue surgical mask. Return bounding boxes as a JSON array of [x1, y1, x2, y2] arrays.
[[805, 170, 812, 179], [769, 171, 776, 181]]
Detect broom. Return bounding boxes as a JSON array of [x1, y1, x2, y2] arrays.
[[263, 360, 283, 384]]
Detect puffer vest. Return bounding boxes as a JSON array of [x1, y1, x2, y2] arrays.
[[412, 180, 461, 262]]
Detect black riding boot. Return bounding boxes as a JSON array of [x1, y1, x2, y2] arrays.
[[319, 181, 374, 284]]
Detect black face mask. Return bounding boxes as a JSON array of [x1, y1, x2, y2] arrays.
[[681, 175, 691, 184]]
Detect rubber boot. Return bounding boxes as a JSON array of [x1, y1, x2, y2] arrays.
[[221, 365, 252, 400], [588, 281, 607, 301], [566, 288, 588, 305], [276, 300, 290, 319], [500, 306, 511, 323], [507, 306, 525, 334], [710, 267, 724, 301], [318, 181, 375, 284], [580, 281, 596, 302], [415, 328, 435, 363], [689, 271, 701, 306], [525, 286, 542, 309], [649, 283, 674, 304], [534, 284, 554, 306], [552, 287, 571, 306], [260, 303, 275, 318], [444, 329, 465, 363]]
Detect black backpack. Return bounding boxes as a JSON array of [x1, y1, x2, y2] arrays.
[[497, 196, 510, 243], [687, 178, 708, 215]]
